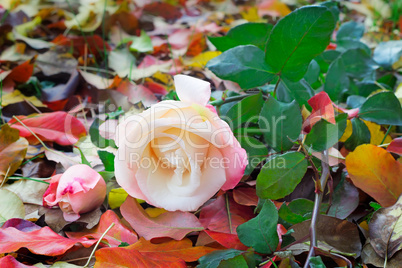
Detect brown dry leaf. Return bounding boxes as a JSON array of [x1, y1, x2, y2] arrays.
[[361, 240, 402, 268], [369, 195, 402, 259], [0, 124, 28, 183]]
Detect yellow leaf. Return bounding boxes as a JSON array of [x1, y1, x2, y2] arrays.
[[2, 90, 47, 107], [240, 7, 261, 22], [186, 51, 221, 68], [395, 83, 402, 106], [345, 144, 402, 207], [108, 188, 129, 209], [145, 207, 167, 218], [339, 120, 392, 145]]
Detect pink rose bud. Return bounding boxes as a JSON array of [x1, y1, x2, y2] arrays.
[[43, 164, 107, 222]]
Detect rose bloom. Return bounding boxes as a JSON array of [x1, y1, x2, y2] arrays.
[[43, 164, 107, 221], [114, 75, 248, 211]]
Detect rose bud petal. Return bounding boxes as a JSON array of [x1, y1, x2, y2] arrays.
[[114, 74, 248, 212], [43, 164, 107, 221]]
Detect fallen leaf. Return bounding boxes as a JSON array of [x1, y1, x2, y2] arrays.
[[233, 186, 259, 207], [6, 56, 36, 83], [0, 255, 34, 268], [204, 230, 248, 250], [345, 144, 402, 207], [120, 197, 204, 240], [3, 179, 49, 206], [361, 240, 402, 268], [369, 195, 402, 259], [94, 246, 187, 268], [340, 119, 392, 145], [1, 90, 47, 107], [199, 194, 254, 234], [303, 91, 336, 133], [66, 210, 138, 247], [8, 112, 87, 146], [387, 137, 402, 155], [0, 189, 25, 222], [108, 188, 129, 209], [0, 124, 28, 183], [0, 226, 96, 256], [185, 51, 221, 68]]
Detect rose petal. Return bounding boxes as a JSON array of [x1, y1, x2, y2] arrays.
[[174, 75, 211, 106]]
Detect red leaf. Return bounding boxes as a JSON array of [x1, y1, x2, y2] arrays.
[[0, 256, 35, 268], [120, 197, 204, 240], [303, 91, 336, 133], [128, 237, 217, 262], [94, 247, 187, 268], [387, 137, 402, 155], [204, 230, 248, 250], [8, 111, 87, 145], [143, 2, 182, 21], [199, 194, 254, 234], [66, 210, 138, 247], [233, 186, 258, 206], [51, 35, 111, 58], [0, 226, 96, 256], [7, 56, 37, 83]]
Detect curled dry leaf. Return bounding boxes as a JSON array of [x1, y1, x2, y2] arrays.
[[369, 195, 402, 259], [0, 124, 28, 183], [345, 144, 402, 207]]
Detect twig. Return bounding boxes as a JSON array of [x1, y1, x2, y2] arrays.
[[303, 150, 330, 268], [83, 222, 115, 267]]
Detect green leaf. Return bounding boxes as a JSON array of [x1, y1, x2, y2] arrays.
[[315, 50, 341, 73], [76, 146, 91, 166], [336, 39, 371, 55], [373, 40, 402, 69], [265, 6, 336, 81], [98, 150, 115, 172], [0, 189, 25, 223], [344, 118, 371, 151], [209, 23, 273, 52], [304, 113, 348, 152], [256, 152, 307, 200], [319, 1, 340, 21], [197, 249, 245, 268], [89, 118, 116, 149], [341, 48, 378, 79], [237, 200, 279, 254], [279, 198, 329, 227], [359, 91, 402, 125], [259, 97, 302, 152], [355, 81, 390, 97], [324, 56, 349, 100], [336, 21, 365, 41], [225, 92, 264, 130], [304, 60, 320, 85], [124, 30, 153, 53], [206, 45, 276, 89], [237, 136, 268, 175], [276, 78, 314, 107], [218, 255, 248, 268], [309, 256, 326, 268]]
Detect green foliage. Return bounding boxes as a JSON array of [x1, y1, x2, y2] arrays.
[[237, 200, 279, 254], [344, 118, 371, 151]]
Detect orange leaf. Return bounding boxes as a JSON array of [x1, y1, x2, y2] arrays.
[[128, 237, 217, 262], [345, 144, 402, 207], [8, 112, 87, 145], [94, 247, 187, 268], [7, 56, 37, 83]]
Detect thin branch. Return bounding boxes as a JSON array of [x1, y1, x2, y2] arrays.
[[304, 150, 330, 268], [83, 222, 115, 267]]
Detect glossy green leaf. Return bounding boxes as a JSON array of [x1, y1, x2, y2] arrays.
[[225, 92, 264, 130], [279, 199, 329, 228], [237, 200, 279, 254], [237, 136, 268, 175], [315, 50, 341, 73], [373, 40, 402, 69], [344, 118, 371, 151], [336, 21, 364, 41], [209, 23, 273, 52], [341, 48, 378, 79], [359, 91, 402, 125], [276, 78, 314, 107], [265, 6, 336, 81], [98, 150, 115, 172], [256, 152, 308, 200], [206, 45, 276, 89], [309, 256, 326, 267], [89, 118, 116, 149], [197, 249, 245, 268], [336, 39, 371, 55], [304, 113, 348, 152], [304, 60, 320, 85], [218, 255, 248, 268], [324, 56, 349, 100], [355, 81, 390, 97], [259, 97, 302, 152]]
